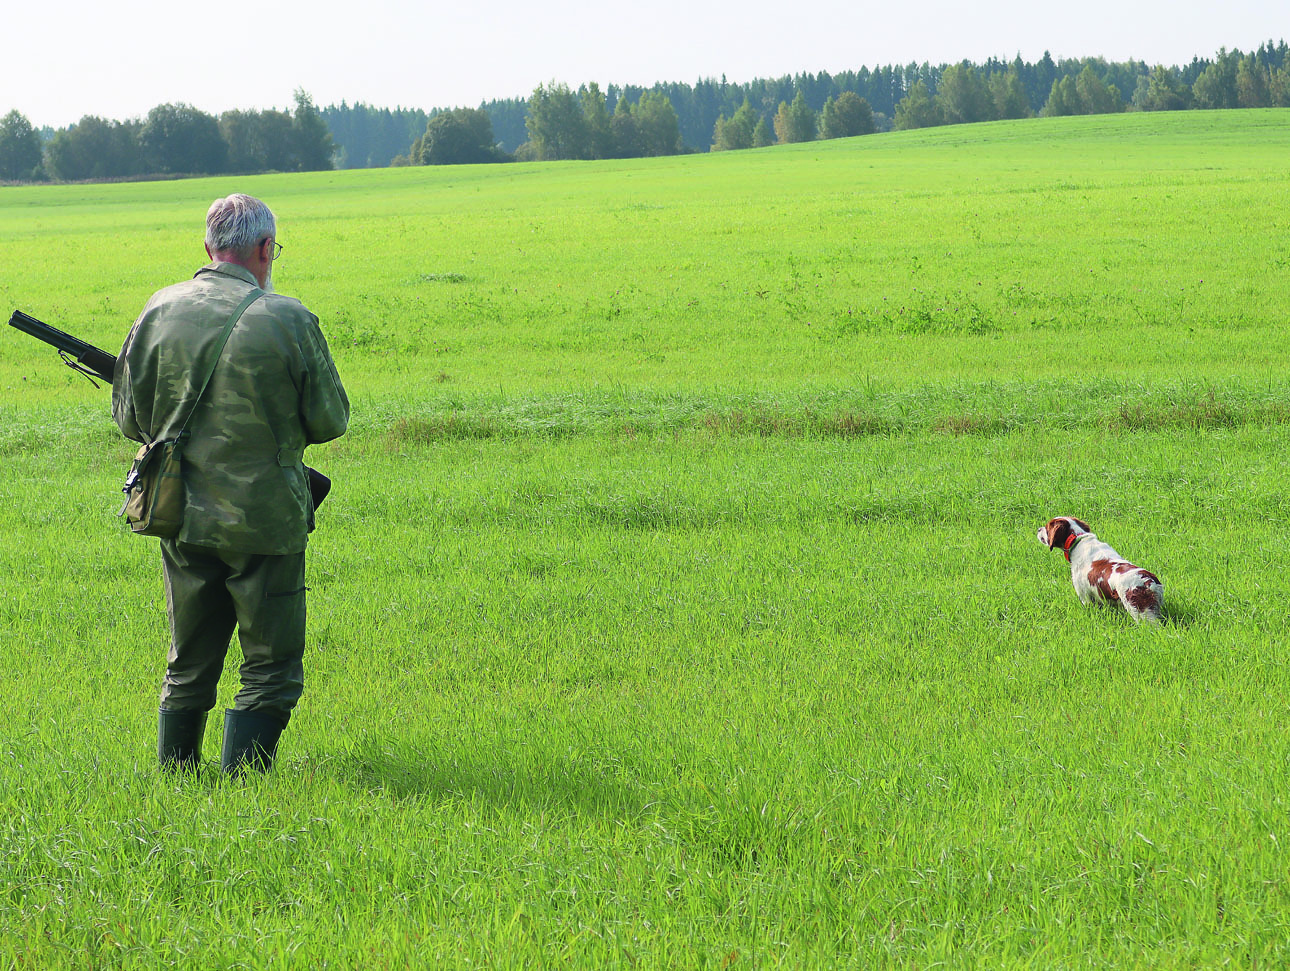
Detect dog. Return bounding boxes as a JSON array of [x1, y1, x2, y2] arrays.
[[1038, 517, 1164, 624]]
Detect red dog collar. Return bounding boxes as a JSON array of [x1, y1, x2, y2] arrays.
[[1063, 533, 1083, 562]]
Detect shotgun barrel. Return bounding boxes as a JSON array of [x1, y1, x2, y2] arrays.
[[8, 309, 117, 384]]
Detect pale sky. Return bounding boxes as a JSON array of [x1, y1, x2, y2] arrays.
[[6, 0, 1285, 127]]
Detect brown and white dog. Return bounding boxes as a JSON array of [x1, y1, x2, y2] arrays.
[[1038, 517, 1165, 624]]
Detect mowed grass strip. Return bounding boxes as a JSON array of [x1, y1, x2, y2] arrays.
[[374, 383, 1290, 444]]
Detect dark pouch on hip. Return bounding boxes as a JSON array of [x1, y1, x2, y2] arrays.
[[119, 434, 187, 538]]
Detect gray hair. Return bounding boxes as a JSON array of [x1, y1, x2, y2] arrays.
[[205, 193, 275, 255]]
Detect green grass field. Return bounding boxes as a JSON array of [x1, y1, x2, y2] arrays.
[[2, 109, 1290, 968]]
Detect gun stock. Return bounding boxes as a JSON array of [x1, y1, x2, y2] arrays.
[[8, 309, 117, 384]]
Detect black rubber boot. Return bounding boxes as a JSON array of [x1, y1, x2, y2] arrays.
[[220, 708, 286, 775], [158, 708, 208, 772]]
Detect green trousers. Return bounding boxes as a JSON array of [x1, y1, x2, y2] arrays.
[[159, 540, 307, 725]]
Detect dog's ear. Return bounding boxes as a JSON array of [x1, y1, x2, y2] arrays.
[[1044, 518, 1070, 549], [1071, 518, 1091, 533]]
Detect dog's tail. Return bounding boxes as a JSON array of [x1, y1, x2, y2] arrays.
[[1126, 580, 1165, 625]]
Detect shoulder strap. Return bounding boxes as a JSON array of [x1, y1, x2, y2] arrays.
[[172, 287, 264, 440]]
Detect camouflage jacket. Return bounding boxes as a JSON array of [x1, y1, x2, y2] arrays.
[[112, 262, 349, 554]]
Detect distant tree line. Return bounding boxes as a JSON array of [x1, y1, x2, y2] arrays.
[[889, 46, 1290, 130], [367, 40, 1286, 168], [3, 42, 1288, 182], [519, 83, 684, 160], [0, 91, 333, 182], [386, 82, 689, 166], [710, 90, 876, 150], [315, 39, 1287, 169]]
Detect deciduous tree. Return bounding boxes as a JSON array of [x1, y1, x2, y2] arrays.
[[1192, 52, 1239, 109], [893, 81, 943, 130], [773, 91, 818, 143], [0, 110, 44, 181], [819, 91, 876, 139], [220, 109, 295, 172], [609, 98, 643, 158], [412, 108, 505, 165], [1134, 66, 1190, 111], [634, 92, 682, 156], [1041, 76, 1080, 116], [44, 116, 143, 181], [291, 90, 334, 170], [140, 103, 226, 174], [581, 84, 614, 159], [1236, 55, 1271, 107], [1272, 67, 1290, 106], [712, 99, 758, 150], [526, 82, 590, 160], [1075, 65, 1120, 114], [989, 67, 1032, 120], [936, 63, 992, 124]]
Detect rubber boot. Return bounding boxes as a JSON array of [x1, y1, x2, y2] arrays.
[[221, 708, 286, 775], [158, 708, 208, 772]]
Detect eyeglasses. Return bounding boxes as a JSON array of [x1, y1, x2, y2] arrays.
[[263, 238, 283, 261]]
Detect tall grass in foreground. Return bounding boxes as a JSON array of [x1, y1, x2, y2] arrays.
[[2, 112, 1290, 966], [3, 406, 1288, 966]]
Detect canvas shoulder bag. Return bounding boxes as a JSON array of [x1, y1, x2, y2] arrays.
[[119, 287, 264, 537]]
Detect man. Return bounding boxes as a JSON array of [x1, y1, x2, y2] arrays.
[[113, 193, 349, 774]]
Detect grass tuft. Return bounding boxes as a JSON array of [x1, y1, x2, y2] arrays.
[[932, 413, 1013, 436], [1110, 391, 1290, 431], [388, 413, 500, 443]]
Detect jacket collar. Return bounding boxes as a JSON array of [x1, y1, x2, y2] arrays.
[[196, 261, 261, 288]]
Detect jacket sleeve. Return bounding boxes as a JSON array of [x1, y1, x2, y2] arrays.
[[111, 322, 146, 444], [299, 314, 350, 445]]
